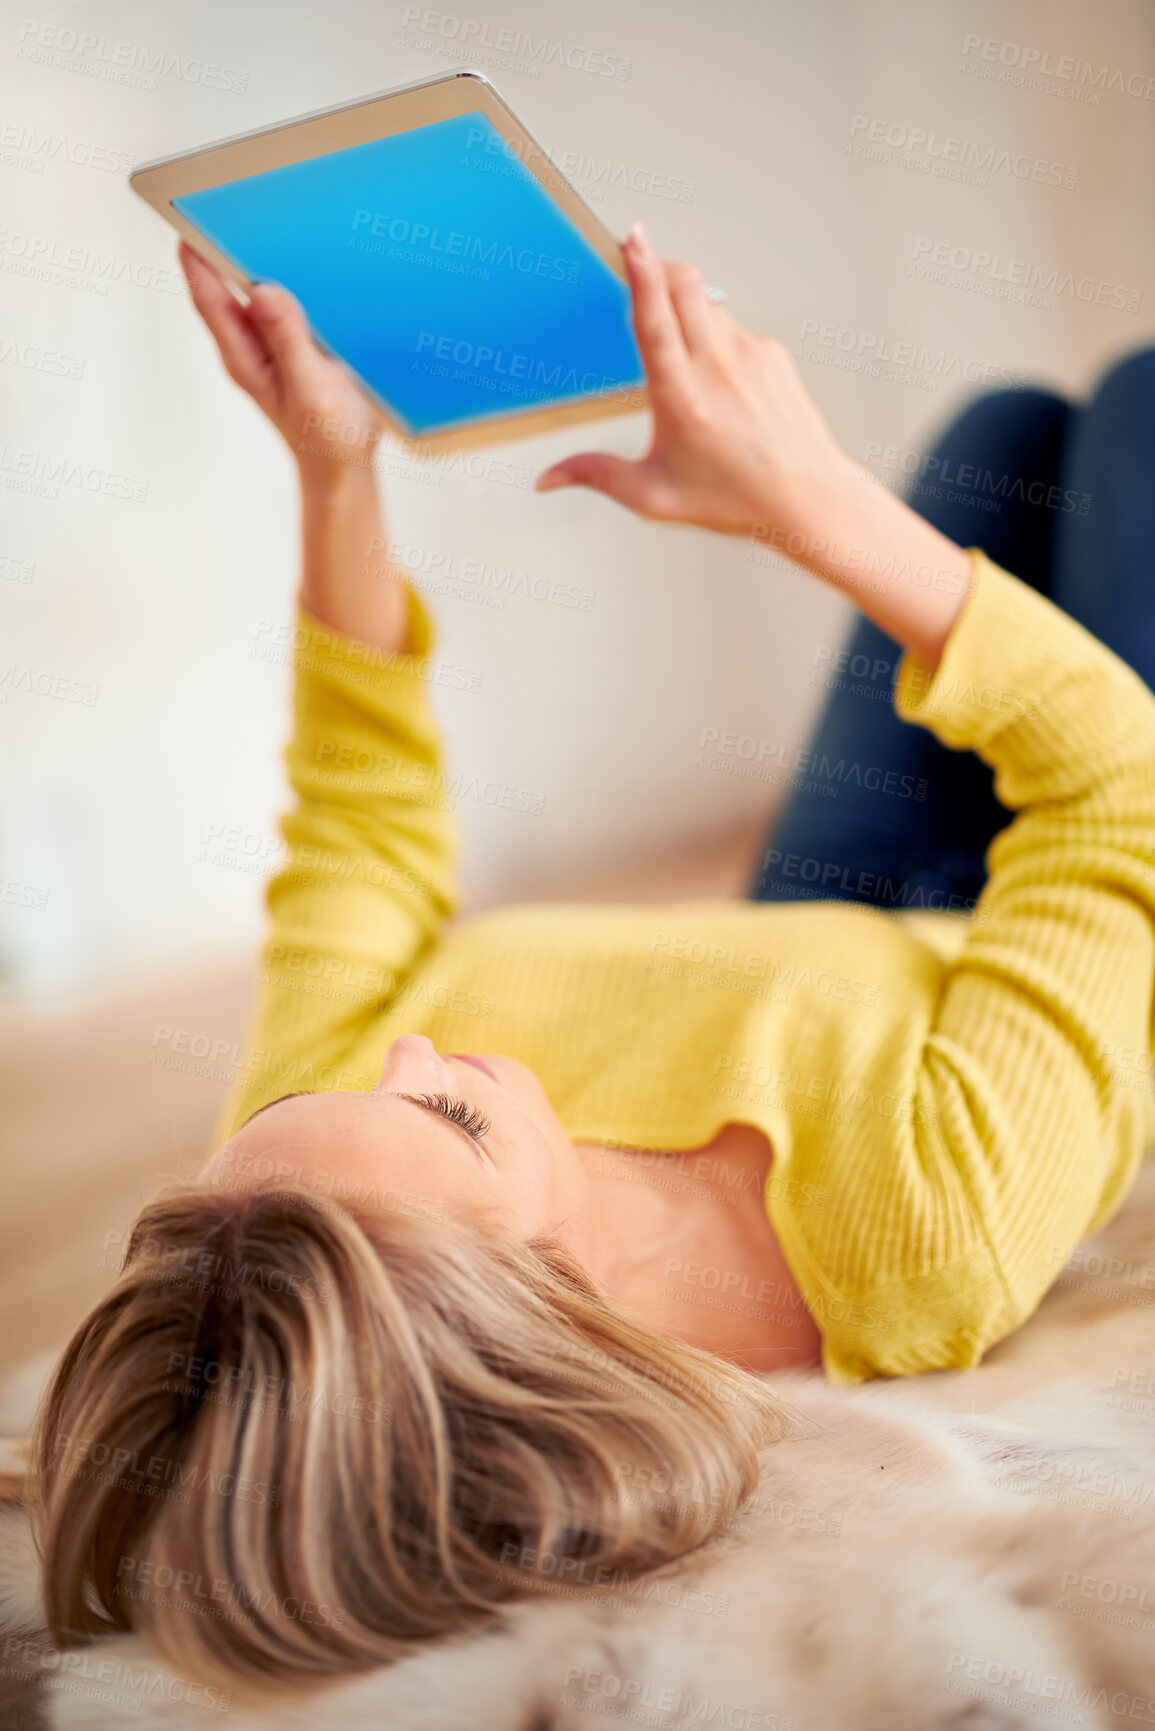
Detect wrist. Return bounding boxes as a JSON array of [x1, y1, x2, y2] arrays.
[[748, 450, 867, 573], [297, 451, 380, 504]]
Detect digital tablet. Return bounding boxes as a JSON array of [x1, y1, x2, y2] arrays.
[[130, 70, 648, 451]]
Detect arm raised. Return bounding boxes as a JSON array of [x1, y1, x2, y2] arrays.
[[180, 241, 408, 653], [537, 222, 974, 669], [178, 245, 457, 1141]]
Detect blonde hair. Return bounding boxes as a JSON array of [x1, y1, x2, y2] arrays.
[[32, 1184, 786, 1701]]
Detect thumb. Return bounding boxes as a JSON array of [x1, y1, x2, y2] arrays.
[[535, 451, 653, 513]]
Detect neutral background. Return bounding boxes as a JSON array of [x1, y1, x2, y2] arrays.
[[2, 0, 1153, 1367]]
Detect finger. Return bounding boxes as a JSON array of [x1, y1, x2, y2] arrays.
[[179, 242, 272, 405], [246, 282, 321, 413], [665, 260, 717, 355], [623, 223, 691, 401], [536, 451, 664, 517]]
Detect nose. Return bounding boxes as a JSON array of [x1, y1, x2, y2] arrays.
[[374, 1034, 455, 1095]]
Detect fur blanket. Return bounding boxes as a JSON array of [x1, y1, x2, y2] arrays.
[[3, 1162, 1154, 1731]]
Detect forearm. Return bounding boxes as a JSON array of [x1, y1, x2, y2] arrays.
[[217, 575, 459, 1141], [772, 452, 974, 671], [298, 462, 410, 654]]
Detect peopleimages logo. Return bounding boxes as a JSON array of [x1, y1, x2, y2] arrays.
[[863, 441, 1093, 517], [462, 124, 695, 203], [846, 115, 1077, 188], [397, 6, 632, 80], [15, 18, 250, 93], [114, 1555, 345, 1635], [945, 1652, 1155, 1723], [910, 237, 1141, 313], [795, 319, 1026, 393], [413, 332, 633, 403], [959, 34, 1155, 101], [350, 211, 581, 284], [0, 122, 133, 175]]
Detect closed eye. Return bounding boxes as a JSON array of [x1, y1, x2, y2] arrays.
[[244, 1088, 492, 1158], [401, 1092, 492, 1149]]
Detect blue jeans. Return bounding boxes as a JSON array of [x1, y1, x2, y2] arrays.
[[751, 350, 1155, 910]]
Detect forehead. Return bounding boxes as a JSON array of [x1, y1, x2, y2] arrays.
[[241, 1087, 379, 1144], [204, 1093, 480, 1227], [205, 1090, 414, 1189]]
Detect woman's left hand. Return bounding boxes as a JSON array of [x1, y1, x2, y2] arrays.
[[179, 241, 386, 485]]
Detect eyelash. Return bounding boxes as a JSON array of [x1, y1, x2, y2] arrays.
[[416, 1092, 492, 1142]]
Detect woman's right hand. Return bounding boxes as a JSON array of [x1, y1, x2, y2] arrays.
[[535, 221, 855, 543], [536, 221, 973, 668]]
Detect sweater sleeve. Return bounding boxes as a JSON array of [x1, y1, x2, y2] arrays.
[[213, 585, 458, 1143], [795, 551, 1155, 1382]]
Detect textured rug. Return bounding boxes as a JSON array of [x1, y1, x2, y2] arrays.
[[2, 1161, 1154, 1731]]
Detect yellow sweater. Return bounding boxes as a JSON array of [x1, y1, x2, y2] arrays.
[[217, 552, 1155, 1382]]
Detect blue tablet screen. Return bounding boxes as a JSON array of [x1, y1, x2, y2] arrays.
[[174, 110, 644, 436]]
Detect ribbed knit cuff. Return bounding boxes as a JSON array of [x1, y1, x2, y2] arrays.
[[893, 550, 1049, 751], [290, 582, 441, 721]]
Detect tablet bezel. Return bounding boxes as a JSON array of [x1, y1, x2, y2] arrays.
[[130, 70, 649, 453]]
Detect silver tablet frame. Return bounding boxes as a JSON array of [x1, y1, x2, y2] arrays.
[[130, 69, 648, 452]]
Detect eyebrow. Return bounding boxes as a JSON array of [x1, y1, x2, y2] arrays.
[[243, 1089, 488, 1161], [246, 1091, 311, 1123]]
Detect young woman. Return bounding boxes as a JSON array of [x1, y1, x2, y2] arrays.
[[33, 223, 1155, 1699]]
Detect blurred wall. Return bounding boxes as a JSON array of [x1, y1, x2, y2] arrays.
[[2, 0, 1153, 999]]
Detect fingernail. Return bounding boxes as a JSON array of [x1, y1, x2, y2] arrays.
[[249, 282, 283, 314]]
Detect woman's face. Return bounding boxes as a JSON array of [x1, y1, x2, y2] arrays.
[[200, 1036, 586, 1240]]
